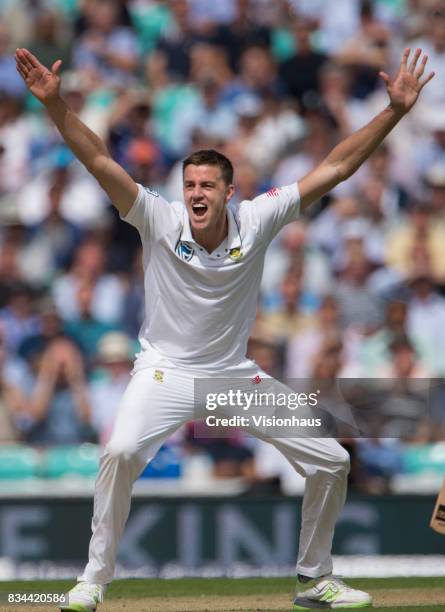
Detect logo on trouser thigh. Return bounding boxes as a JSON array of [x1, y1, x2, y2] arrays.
[[154, 369, 164, 382]]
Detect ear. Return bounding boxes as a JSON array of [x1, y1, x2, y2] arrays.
[[226, 183, 235, 203]]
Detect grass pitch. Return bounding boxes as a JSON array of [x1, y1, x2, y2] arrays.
[[0, 577, 444, 611]]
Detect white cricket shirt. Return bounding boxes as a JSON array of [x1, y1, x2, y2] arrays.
[[121, 183, 300, 372]]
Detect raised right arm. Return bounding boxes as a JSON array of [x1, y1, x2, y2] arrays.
[[15, 48, 138, 217]]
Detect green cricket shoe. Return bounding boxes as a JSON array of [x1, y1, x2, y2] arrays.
[[293, 575, 372, 609], [59, 582, 105, 612]]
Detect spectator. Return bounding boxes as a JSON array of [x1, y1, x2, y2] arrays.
[[52, 238, 126, 325], [171, 74, 238, 156], [279, 16, 328, 112], [155, 0, 198, 81], [0, 22, 27, 99], [26, 336, 95, 445], [0, 92, 32, 195], [406, 270, 445, 375], [218, 0, 271, 72], [375, 335, 431, 441], [28, 8, 72, 72], [273, 112, 334, 190], [107, 89, 163, 183], [379, 334, 430, 379], [64, 280, 118, 360], [334, 0, 390, 99], [261, 267, 319, 340], [411, 1, 445, 105], [235, 44, 281, 98], [121, 247, 144, 339], [333, 242, 384, 332], [73, 0, 140, 87], [286, 295, 341, 379], [18, 169, 84, 286], [291, 0, 361, 54], [358, 144, 408, 215], [345, 299, 410, 378], [0, 283, 40, 354], [17, 160, 108, 229], [386, 201, 445, 284], [226, 91, 304, 174], [18, 297, 65, 367], [89, 332, 134, 444], [0, 327, 31, 442]]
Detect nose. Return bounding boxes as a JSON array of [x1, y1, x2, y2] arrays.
[[191, 186, 204, 201]]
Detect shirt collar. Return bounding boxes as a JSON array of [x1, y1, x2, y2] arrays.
[[180, 207, 241, 251]]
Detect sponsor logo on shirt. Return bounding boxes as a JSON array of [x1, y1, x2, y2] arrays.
[[144, 186, 160, 198], [153, 369, 164, 383], [175, 241, 194, 262], [229, 247, 243, 261], [266, 188, 280, 197], [252, 375, 262, 385]]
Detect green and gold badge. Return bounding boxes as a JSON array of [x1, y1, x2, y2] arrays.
[[153, 369, 164, 383], [229, 247, 243, 261]]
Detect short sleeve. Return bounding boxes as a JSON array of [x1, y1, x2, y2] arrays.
[[251, 184, 301, 242], [120, 184, 169, 242]]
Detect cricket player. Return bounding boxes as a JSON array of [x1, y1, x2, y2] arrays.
[[15, 47, 433, 611]]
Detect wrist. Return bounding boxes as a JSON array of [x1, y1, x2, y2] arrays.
[[387, 103, 407, 120], [44, 94, 64, 111]]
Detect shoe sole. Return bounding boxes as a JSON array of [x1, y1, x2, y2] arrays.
[[294, 599, 372, 610]]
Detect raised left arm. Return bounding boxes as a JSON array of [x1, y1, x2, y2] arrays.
[[298, 48, 434, 211]]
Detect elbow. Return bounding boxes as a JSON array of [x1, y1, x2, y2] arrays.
[[87, 153, 111, 177], [332, 161, 349, 184]]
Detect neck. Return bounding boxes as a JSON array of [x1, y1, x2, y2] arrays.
[[192, 214, 228, 253]]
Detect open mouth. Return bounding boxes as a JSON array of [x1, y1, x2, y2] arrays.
[[192, 203, 208, 218]]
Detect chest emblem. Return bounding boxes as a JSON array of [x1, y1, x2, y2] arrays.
[[229, 247, 243, 261], [153, 369, 164, 383], [176, 241, 194, 262]]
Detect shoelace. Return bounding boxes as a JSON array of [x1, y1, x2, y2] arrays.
[[320, 575, 354, 593], [72, 583, 102, 598]]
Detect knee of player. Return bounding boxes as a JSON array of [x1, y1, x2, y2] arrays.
[[105, 439, 139, 462], [333, 446, 350, 475]]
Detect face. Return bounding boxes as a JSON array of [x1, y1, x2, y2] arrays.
[[183, 164, 234, 234]]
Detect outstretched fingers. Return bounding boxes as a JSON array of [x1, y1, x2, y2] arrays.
[[408, 48, 422, 73], [20, 48, 41, 69], [415, 54, 428, 80], [419, 71, 435, 90], [401, 47, 410, 69], [16, 63, 27, 81], [51, 59, 62, 75], [379, 71, 390, 86], [15, 48, 33, 72]]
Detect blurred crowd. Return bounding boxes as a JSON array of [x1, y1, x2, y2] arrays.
[[0, 0, 445, 493]]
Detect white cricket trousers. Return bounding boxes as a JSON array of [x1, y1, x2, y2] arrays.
[[79, 364, 350, 584]]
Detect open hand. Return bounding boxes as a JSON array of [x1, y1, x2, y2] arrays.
[[15, 48, 62, 104], [380, 48, 434, 116]]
